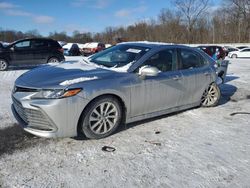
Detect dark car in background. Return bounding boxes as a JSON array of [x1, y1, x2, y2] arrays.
[[197, 45, 226, 60], [0, 38, 64, 71], [63, 43, 81, 56], [236, 46, 249, 50]]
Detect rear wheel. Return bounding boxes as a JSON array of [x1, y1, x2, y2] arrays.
[[47, 57, 59, 63], [0, 59, 8, 71], [201, 83, 221, 107], [80, 96, 122, 139]]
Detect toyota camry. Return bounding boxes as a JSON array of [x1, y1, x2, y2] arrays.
[[11, 42, 221, 139]]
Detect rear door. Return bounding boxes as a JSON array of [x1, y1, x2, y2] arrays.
[[177, 48, 212, 105], [30, 39, 49, 64]]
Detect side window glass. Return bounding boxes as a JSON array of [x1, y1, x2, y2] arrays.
[[180, 49, 205, 69], [32, 40, 48, 48], [139, 49, 175, 72], [14, 41, 30, 49]]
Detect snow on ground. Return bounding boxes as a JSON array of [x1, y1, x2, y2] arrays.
[[0, 58, 250, 187]]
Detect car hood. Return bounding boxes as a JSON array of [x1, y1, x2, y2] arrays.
[[15, 61, 119, 89], [0, 46, 8, 52]]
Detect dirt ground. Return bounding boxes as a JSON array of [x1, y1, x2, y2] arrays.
[[0, 59, 250, 188]]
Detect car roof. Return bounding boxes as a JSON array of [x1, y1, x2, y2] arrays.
[[118, 41, 189, 49], [240, 48, 250, 50], [12, 38, 56, 44]]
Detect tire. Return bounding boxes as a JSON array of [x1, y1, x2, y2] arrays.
[[47, 57, 59, 63], [80, 96, 122, 139], [231, 54, 237, 58], [0, 59, 8, 71], [201, 83, 221, 107]]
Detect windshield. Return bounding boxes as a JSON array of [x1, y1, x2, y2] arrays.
[[88, 44, 150, 68]]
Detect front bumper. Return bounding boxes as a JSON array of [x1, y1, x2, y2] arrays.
[[11, 93, 90, 138]]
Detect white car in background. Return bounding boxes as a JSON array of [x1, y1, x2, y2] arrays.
[[228, 48, 250, 58]]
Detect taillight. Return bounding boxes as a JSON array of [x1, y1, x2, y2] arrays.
[[58, 48, 64, 53], [91, 48, 97, 52]]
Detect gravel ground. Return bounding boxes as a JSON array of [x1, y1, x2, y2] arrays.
[[0, 59, 250, 188]]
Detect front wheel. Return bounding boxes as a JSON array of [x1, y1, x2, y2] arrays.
[[201, 83, 221, 107], [0, 59, 8, 71], [80, 96, 122, 139]]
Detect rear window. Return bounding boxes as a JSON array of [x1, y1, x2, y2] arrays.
[[48, 40, 61, 48], [32, 40, 48, 48], [179, 49, 207, 70]]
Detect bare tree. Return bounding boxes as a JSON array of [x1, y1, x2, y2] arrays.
[[173, 0, 210, 43], [229, 0, 250, 41]]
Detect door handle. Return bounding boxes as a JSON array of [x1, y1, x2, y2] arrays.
[[204, 72, 210, 76]]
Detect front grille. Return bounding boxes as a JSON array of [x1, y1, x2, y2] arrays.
[[12, 97, 55, 131], [13, 97, 28, 123], [25, 109, 55, 131], [15, 86, 39, 93]]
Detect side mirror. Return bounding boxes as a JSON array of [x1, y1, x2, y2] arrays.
[[139, 66, 159, 77]]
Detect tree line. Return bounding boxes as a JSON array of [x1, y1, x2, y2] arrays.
[[0, 0, 249, 44]]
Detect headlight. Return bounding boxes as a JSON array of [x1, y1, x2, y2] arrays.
[[31, 88, 82, 99]]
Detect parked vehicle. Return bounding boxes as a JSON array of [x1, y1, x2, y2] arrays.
[[63, 43, 74, 55], [0, 38, 64, 71], [236, 46, 249, 50], [197, 45, 226, 60], [80, 42, 105, 56], [198, 48, 228, 83], [224, 47, 239, 56], [68, 44, 81, 56], [63, 43, 81, 56], [228, 48, 250, 58], [63, 43, 83, 56], [12, 42, 221, 139]]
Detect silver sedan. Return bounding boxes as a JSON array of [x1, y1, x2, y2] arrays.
[[12, 42, 221, 139]]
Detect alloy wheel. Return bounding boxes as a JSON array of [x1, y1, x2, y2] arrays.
[[89, 102, 118, 135], [201, 83, 220, 107], [48, 58, 59, 63], [0, 60, 8, 71]]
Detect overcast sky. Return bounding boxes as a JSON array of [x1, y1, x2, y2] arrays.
[[0, 0, 221, 36]]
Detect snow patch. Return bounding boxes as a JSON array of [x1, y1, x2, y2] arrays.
[[55, 60, 99, 71], [110, 61, 134, 72], [126, 48, 142, 53], [47, 56, 134, 73], [59, 76, 98, 86], [47, 62, 60, 66], [121, 41, 175, 46]]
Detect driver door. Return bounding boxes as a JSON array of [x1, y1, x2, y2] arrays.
[[10, 40, 34, 65], [130, 48, 184, 117]]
